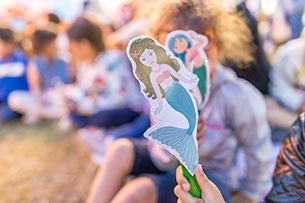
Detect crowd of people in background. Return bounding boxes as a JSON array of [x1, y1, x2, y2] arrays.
[[0, 0, 305, 202]]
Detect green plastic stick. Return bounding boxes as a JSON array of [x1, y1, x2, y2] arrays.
[[180, 163, 202, 198]]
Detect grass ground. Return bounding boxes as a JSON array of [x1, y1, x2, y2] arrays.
[[0, 120, 98, 203]]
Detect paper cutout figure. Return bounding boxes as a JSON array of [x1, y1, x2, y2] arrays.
[[166, 30, 210, 110], [127, 36, 199, 174]]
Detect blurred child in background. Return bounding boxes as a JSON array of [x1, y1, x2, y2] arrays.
[[0, 28, 28, 123], [176, 112, 305, 203], [265, 112, 305, 202], [267, 36, 305, 139], [151, 2, 275, 202], [65, 18, 150, 163], [8, 29, 71, 124], [86, 0, 274, 203]]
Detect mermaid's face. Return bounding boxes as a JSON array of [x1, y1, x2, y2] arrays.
[[173, 38, 188, 54], [139, 48, 157, 67]]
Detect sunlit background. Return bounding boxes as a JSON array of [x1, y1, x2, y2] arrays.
[[0, 0, 304, 202]]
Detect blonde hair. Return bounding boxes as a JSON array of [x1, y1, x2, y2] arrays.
[[147, 0, 254, 68]]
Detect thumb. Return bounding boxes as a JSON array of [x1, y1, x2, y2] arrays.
[[194, 164, 210, 191], [194, 164, 226, 203]]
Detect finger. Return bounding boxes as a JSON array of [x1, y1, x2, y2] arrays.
[[197, 136, 204, 146], [174, 185, 199, 203], [194, 164, 210, 191], [196, 132, 204, 146], [197, 125, 203, 133], [196, 125, 204, 135], [176, 166, 190, 191], [197, 117, 205, 134], [195, 164, 224, 202], [197, 117, 204, 128], [177, 197, 203, 203], [177, 198, 184, 203]]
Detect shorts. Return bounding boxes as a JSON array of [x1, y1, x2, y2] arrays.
[[130, 139, 177, 203]]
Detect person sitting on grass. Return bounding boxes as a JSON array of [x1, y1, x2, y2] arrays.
[[8, 29, 71, 124], [65, 18, 150, 164], [0, 27, 29, 123]]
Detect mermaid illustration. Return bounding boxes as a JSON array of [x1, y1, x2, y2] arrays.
[[127, 36, 199, 174], [166, 30, 210, 109]]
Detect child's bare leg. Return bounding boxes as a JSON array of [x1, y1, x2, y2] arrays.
[[112, 177, 157, 203], [86, 138, 135, 203]]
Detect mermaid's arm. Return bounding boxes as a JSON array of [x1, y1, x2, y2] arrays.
[[189, 32, 208, 49], [186, 33, 208, 64], [150, 76, 163, 114], [164, 64, 197, 85]]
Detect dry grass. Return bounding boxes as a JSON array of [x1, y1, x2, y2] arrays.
[[0, 120, 98, 203]]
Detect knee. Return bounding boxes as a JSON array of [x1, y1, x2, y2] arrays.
[[8, 91, 30, 111], [109, 138, 134, 157], [118, 177, 157, 203], [7, 92, 19, 110], [132, 177, 157, 199], [106, 138, 135, 170]]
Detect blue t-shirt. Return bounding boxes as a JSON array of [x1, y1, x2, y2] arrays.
[[0, 49, 29, 101], [33, 56, 70, 89]]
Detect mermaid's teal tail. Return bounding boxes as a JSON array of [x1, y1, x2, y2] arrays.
[[193, 63, 209, 108], [147, 126, 198, 174], [165, 82, 197, 135]]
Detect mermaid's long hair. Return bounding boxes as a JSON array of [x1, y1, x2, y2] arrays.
[[129, 37, 180, 99]]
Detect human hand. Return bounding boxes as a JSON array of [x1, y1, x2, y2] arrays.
[[196, 116, 205, 146], [231, 191, 256, 203], [174, 165, 225, 203]]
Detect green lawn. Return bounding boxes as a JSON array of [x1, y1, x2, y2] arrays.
[[0, 120, 98, 203]]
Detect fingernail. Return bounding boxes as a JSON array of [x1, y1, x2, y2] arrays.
[[197, 164, 203, 173], [182, 183, 189, 191]]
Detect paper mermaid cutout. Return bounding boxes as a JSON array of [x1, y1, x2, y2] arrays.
[[166, 30, 210, 110], [127, 36, 199, 174]]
